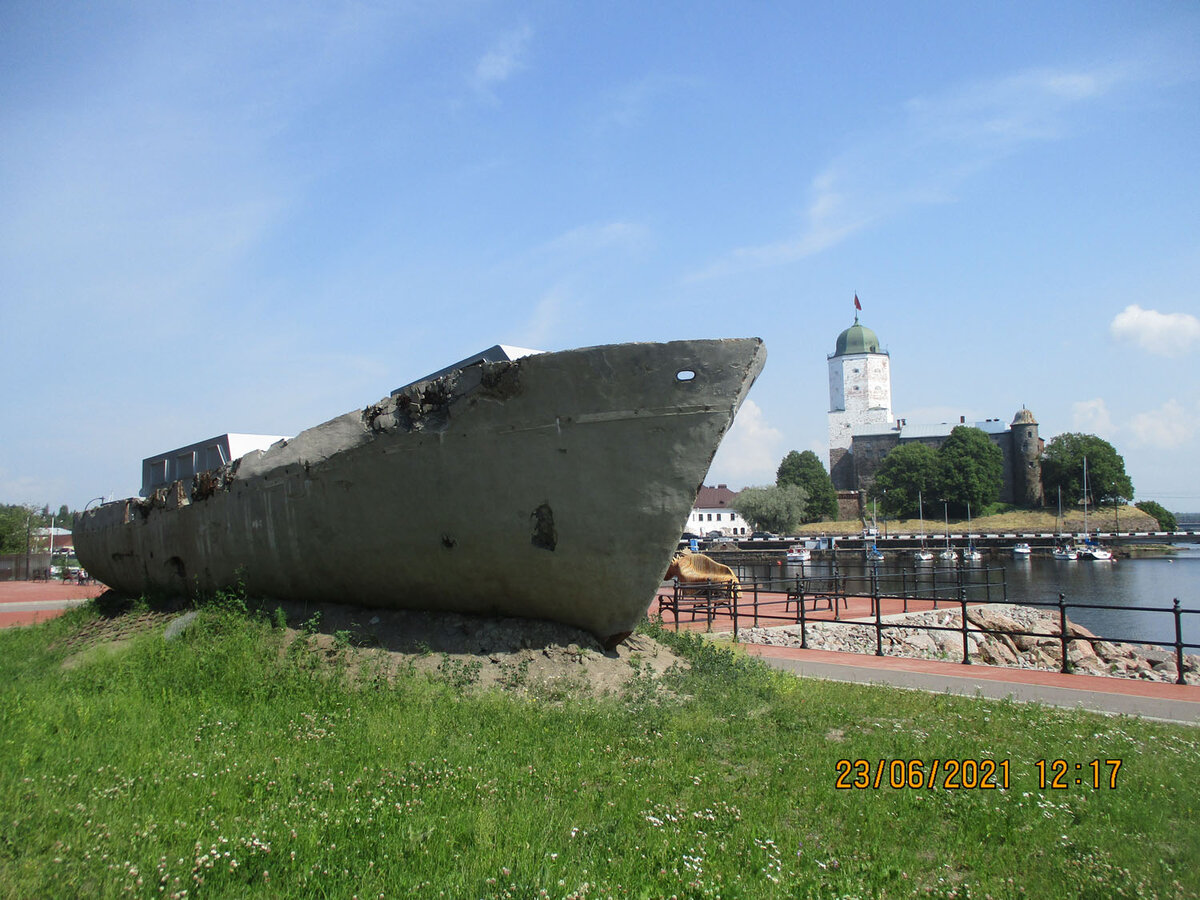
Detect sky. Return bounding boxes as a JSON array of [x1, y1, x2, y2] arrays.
[[2, 1, 1198, 514]]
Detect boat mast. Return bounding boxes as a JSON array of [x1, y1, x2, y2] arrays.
[[1083, 455, 1089, 539]]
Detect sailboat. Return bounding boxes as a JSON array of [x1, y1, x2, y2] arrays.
[[963, 502, 983, 562], [938, 503, 957, 562], [1078, 456, 1114, 561], [1052, 485, 1077, 560], [913, 490, 933, 563]]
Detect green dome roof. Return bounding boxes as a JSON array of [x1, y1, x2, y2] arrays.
[[834, 318, 881, 355]]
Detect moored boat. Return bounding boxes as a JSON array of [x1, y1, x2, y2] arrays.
[[913, 490, 933, 562], [1011, 542, 1032, 557], [74, 338, 767, 647], [785, 545, 811, 563], [1077, 539, 1114, 561]]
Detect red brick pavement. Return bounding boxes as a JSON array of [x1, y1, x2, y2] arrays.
[[0, 581, 105, 628]]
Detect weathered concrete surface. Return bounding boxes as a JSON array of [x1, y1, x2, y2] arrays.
[[75, 339, 766, 646]]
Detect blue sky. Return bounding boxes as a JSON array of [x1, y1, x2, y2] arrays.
[[2, 1, 1198, 513]]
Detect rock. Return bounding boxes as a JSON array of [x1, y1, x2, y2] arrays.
[[1013, 628, 1054, 652], [1067, 642, 1100, 668], [904, 631, 937, 654], [163, 611, 198, 642], [966, 607, 1023, 637], [978, 640, 1019, 666], [1139, 646, 1174, 666], [1067, 621, 1098, 639], [939, 633, 965, 659]]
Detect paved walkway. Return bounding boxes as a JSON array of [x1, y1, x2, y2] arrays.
[[0, 581, 104, 627], [745, 643, 1200, 724]]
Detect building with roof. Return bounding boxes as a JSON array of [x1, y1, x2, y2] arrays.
[[684, 484, 751, 536], [827, 316, 1043, 507]]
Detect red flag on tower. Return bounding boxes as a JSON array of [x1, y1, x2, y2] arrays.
[[854, 294, 862, 311]]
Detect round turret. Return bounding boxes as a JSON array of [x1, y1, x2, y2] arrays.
[[1011, 407, 1037, 426], [1009, 407, 1042, 507], [834, 318, 881, 356]]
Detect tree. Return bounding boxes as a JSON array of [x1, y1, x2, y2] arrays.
[[1135, 500, 1177, 531], [935, 426, 1004, 517], [1041, 433, 1134, 507], [776, 450, 838, 522], [0, 504, 35, 555], [868, 442, 940, 518], [731, 484, 809, 534]]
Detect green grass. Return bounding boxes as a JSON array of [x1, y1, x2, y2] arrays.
[[1, 601, 1197, 899]]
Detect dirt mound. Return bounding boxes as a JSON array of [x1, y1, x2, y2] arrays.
[[272, 600, 682, 698], [55, 596, 683, 698]]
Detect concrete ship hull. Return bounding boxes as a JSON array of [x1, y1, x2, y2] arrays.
[[75, 339, 766, 646]]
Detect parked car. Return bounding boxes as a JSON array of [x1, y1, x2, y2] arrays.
[[749, 531, 779, 541], [705, 530, 726, 539], [680, 532, 701, 541]]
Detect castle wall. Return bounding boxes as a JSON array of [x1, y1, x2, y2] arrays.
[[846, 428, 1035, 506]]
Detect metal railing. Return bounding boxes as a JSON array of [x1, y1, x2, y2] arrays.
[[658, 564, 1198, 685]]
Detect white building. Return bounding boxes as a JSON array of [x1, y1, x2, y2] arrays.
[[141, 434, 289, 497], [685, 484, 750, 536], [827, 315, 893, 490]]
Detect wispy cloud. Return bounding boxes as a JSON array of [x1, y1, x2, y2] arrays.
[[470, 25, 533, 100], [591, 73, 697, 131], [1110, 304, 1200, 357], [707, 400, 784, 486], [693, 62, 1132, 279], [1128, 399, 1196, 449], [519, 285, 568, 349], [1072, 398, 1117, 439], [534, 221, 653, 258]]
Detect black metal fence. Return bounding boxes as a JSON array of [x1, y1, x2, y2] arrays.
[[659, 564, 1198, 685]]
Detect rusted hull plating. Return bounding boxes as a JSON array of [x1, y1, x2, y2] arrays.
[[75, 339, 766, 646]]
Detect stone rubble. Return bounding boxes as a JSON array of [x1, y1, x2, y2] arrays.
[[733, 603, 1200, 685]]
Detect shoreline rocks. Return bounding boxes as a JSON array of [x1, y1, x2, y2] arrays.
[[733, 603, 1199, 685]]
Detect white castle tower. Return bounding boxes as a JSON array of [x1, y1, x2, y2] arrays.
[[827, 314, 893, 490]]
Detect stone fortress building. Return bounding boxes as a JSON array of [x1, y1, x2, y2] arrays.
[[827, 314, 1043, 508]]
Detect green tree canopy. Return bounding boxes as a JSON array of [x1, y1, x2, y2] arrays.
[[1041, 433, 1134, 507], [1134, 500, 1176, 531], [776, 450, 838, 522], [731, 484, 809, 535], [936, 426, 1004, 517], [868, 442, 940, 518], [0, 504, 36, 555]]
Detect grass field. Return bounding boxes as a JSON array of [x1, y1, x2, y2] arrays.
[[1, 595, 1197, 899]]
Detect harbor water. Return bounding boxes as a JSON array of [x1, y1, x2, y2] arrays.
[[735, 545, 1200, 651]]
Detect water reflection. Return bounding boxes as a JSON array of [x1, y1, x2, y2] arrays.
[[732, 546, 1199, 648]]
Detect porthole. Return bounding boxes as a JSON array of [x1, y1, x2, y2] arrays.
[[676, 369, 696, 382]]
